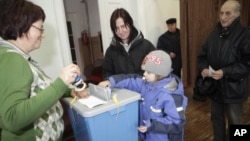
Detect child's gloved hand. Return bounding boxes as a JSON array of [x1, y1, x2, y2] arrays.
[[138, 125, 148, 133], [98, 80, 111, 88], [138, 120, 151, 133]]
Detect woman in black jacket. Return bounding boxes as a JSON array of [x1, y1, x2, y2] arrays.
[[102, 8, 155, 79]]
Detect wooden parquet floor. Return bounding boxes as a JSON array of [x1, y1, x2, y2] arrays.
[[184, 87, 250, 141]]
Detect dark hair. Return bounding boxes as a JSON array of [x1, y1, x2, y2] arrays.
[[0, 0, 45, 40], [110, 8, 135, 43]]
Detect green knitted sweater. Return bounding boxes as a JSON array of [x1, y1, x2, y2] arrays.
[[0, 41, 71, 141]]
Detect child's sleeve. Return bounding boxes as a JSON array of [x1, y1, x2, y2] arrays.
[[109, 74, 144, 93]]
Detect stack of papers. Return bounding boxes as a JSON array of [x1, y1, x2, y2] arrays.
[[78, 96, 107, 108]]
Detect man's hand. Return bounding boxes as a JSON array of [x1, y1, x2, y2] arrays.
[[201, 68, 209, 78], [169, 52, 176, 58], [211, 69, 223, 80]]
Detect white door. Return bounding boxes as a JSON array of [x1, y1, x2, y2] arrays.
[[66, 13, 84, 73]]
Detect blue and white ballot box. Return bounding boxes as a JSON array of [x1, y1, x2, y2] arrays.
[[63, 87, 141, 141]]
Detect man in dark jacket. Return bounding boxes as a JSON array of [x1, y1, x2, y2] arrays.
[[197, 1, 250, 141], [157, 18, 182, 78]]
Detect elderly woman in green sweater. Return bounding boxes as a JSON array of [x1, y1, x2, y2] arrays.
[[0, 0, 87, 141]]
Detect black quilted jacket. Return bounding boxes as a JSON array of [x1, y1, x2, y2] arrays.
[[103, 28, 155, 79], [198, 17, 250, 103]]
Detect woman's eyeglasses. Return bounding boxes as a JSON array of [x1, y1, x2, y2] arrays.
[[31, 25, 45, 33]]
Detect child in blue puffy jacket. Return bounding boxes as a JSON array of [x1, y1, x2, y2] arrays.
[[99, 50, 188, 141]]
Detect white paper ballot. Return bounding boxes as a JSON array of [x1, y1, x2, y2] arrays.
[[78, 96, 107, 108], [209, 66, 215, 76]]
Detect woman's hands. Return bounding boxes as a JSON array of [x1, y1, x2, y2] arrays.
[[60, 64, 80, 85], [70, 89, 88, 107], [71, 89, 89, 99]]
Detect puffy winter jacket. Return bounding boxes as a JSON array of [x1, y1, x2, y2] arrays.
[[198, 18, 250, 103], [108, 74, 188, 141], [102, 27, 155, 79]]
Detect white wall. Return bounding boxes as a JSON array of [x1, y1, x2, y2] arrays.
[[138, 0, 180, 46], [98, 0, 180, 54], [29, 0, 72, 80]]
